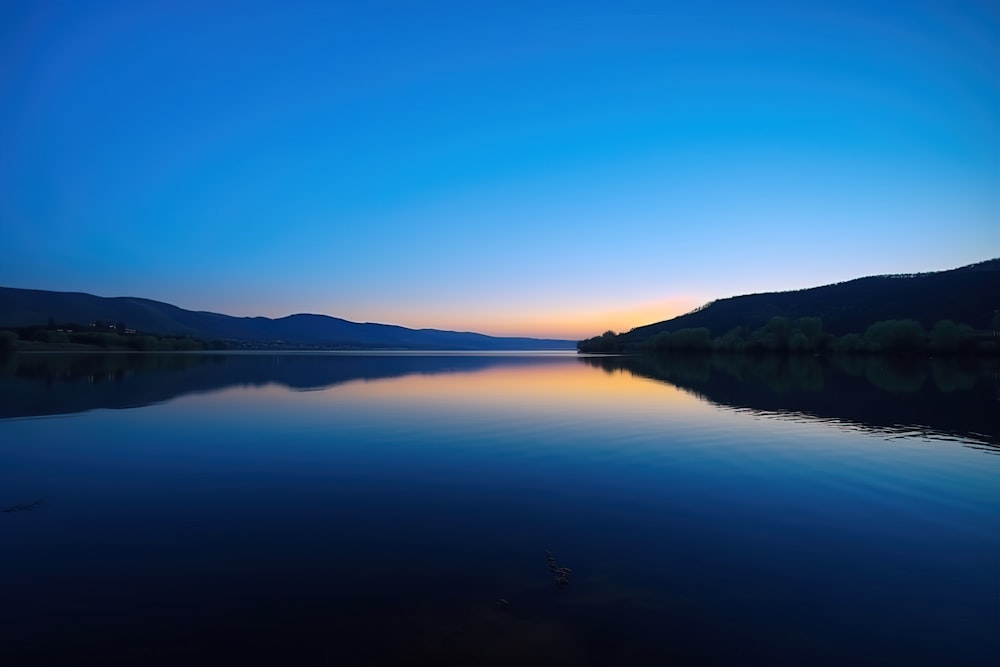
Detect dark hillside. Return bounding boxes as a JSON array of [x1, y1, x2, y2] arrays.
[[617, 258, 1000, 346], [0, 287, 573, 350]]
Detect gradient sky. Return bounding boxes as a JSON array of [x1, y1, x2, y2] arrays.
[[1, 0, 997, 339]]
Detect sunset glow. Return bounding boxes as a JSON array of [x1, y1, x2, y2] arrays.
[[1, 1, 996, 338]]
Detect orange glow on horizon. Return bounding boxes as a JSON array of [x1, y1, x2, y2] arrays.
[[202, 294, 707, 341], [335, 295, 707, 340]]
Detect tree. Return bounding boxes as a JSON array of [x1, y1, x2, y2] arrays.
[[745, 316, 792, 351], [795, 316, 825, 350], [863, 319, 925, 352], [930, 320, 975, 352], [671, 328, 712, 351], [713, 326, 747, 352], [764, 316, 792, 348], [648, 328, 711, 353], [577, 330, 621, 353]]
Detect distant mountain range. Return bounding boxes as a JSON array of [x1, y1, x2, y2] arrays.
[[0, 287, 574, 350], [609, 258, 1000, 346]]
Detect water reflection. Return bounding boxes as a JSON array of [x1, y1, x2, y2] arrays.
[[582, 354, 1000, 453], [3, 352, 998, 454], [2, 352, 997, 665], [0, 352, 574, 419]]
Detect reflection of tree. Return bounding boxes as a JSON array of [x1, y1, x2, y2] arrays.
[[581, 354, 999, 452], [0, 330, 18, 353], [827, 355, 984, 394], [829, 354, 867, 377], [931, 358, 978, 393], [863, 357, 926, 393], [583, 354, 828, 394], [788, 355, 824, 392], [0, 350, 15, 376]]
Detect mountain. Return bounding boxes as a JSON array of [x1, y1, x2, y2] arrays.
[[606, 258, 1000, 347], [0, 287, 574, 350]]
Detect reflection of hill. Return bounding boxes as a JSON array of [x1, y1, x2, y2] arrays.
[[582, 354, 1000, 453], [0, 353, 572, 419]]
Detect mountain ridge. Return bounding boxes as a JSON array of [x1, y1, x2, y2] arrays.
[[0, 287, 573, 350], [593, 258, 1000, 348]]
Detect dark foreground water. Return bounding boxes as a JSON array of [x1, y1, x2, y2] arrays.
[[1, 352, 997, 666]]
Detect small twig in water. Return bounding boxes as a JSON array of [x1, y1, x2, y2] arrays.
[[545, 549, 572, 588], [2, 498, 46, 513]]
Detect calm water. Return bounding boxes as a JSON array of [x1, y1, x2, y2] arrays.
[[1, 352, 997, 666]]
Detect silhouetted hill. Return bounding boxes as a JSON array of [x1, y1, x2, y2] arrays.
[[0, 287, 573, 350], [614, 258, 1000, 346]]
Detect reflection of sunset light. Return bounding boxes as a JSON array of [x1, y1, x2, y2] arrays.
[[165, 383, 292, 413], [256, 360, 708, 425], [345, 362, 697, 408], [171, 359, 715, 426], [137, 355, 999, 471]]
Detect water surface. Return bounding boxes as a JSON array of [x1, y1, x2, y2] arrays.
[[1, 352, 997, 665]]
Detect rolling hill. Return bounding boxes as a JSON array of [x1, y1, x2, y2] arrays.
[[0, 287, 573, 350], [603, 258, 1000, 348]]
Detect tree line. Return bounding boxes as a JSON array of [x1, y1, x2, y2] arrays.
[[578, 314, 1000, 355]]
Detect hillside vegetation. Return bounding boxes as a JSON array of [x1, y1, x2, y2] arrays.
[[580, 259, 1000, 354]]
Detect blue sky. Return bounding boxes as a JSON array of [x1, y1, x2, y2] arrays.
[[1, 0, 997, 338]]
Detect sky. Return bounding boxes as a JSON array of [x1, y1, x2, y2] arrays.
[[1, 0, 997, 339]]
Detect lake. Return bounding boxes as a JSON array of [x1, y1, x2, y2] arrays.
[[1, 351, 997, 666]]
